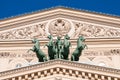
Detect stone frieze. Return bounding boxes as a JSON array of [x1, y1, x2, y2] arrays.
[[0, 18, 120, 40], [0, 23, 47, 39], [72, 22, 120, 38]]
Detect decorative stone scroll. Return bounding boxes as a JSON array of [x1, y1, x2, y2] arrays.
[[0, 19, 73, 39], [72, 22, 120, 38], [0, 23, 47, 39], [0, 18, 120, 40]]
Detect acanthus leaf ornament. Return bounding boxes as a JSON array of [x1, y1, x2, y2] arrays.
[[0, 23, 47, 39], [72, 22, 120, 38]]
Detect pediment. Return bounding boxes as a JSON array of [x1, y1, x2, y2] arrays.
[[0, 60, 120, 80], [0, 7, 120, 40]]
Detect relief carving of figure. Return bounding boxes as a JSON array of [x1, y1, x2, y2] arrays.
[[106, 29, 120, 36], [27, 24, 46, 38], [94, 27, 105, 37], [74, 23, 83, 38], [37, 24, 45, 37], [73, 23, 93, 38], [80, 24, 97, 37], [30, 25, 39, 38]]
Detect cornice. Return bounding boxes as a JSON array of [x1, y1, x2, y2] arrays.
[[1, 6, 120, 22], [0, 7, 120, 29], [0, 60, 120, 80]]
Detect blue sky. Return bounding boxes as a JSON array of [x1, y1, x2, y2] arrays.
[[0, 0, 120, 19]]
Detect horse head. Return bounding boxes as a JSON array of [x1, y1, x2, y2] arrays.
[[32, 38, 37, 43], [64, 34, 70, 48], [77, 36, 85, 48], [47, 35, 53, 40], [64, 34, 70, 40], [46, 35, 54, 47], [78, 36, 85, 42]]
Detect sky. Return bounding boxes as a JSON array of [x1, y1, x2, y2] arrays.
[[0, 0, 120, 20]]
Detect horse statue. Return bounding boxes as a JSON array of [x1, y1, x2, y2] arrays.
[[45, 35, 57, 60], [29, 38, 47, 62], [62, 34, 71, 60], [71, 36, 87, 61]]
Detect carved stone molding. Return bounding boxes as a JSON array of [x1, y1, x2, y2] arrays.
[[45, 18, 75, 38], [0, 18, 120, 40], [83, 49, 120, 56], [0, 18, 74, 40], [72, 22, 120, 38], [0, 22, 47, 39], [48, 19, 71, 37], [0, 60, 120, 80]]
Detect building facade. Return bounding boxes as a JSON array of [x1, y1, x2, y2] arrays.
[[0, 7, 120, 80]]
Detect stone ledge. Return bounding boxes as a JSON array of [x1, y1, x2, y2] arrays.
[[0, 59, 120, 77]]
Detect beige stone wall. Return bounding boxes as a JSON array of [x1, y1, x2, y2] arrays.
[[0, 7, 120, 72], [0, 38, 120, 72]]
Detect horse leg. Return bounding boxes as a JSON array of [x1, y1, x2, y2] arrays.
[[43, 57, 47, 62], [55, 52, 58, 59], [60, 52, 63, 59], [38, 58, 41, 62], [71, 55, 75, 61], [61, 54, 64, 59], [59, 51, 61, 59], [38, 58, 43, 62], [59, 50, 63, 59]]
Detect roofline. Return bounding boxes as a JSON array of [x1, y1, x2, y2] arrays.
[[0, 6, 120, 21]]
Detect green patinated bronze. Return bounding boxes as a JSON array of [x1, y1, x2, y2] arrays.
[[45, 35, 57, 60], [29, 38, 47, 62], [46, 35, 71, 60], [29, 35, 87, 62], [71, 36, 87, 61], [55, 36, 64, 59], [62, 34, 71, 60]]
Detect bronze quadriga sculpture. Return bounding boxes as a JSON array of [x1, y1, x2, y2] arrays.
[[28, 35, 87, 62]]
